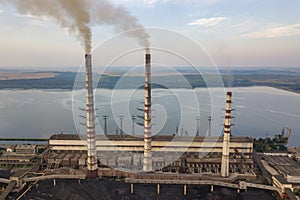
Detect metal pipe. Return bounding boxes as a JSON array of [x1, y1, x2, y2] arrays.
[[85, 54, 98, 179], [208, 116, 212, 137], [131, 116, 136, 135], [221, 92, 232, 177], [143, 50, 152, 172], [102, 115, 108, 135], [196, 116, 200, 136], [119, 116, 124, 135]]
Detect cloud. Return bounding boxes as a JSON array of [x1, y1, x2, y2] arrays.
[[242, 23, 300, 38], [188, 17, 229, 27], [0, 9, 3, 13]]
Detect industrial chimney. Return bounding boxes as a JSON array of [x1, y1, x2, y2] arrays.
[[85, 54, 98, 179], [221, 92, 232, 177], [143, 49, 152, 172]]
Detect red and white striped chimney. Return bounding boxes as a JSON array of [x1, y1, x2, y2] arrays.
[[221, 92, 232, 177], [85, 54, 98, 179], [143, 49, 152, 172]]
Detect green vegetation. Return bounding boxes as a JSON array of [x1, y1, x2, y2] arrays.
[[254, 134, 288, 152], [222, 74, 300, 93]]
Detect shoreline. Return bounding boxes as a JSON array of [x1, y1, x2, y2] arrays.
[[0, 85, 299, 94]]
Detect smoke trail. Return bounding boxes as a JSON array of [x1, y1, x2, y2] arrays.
[[91, 1, 150, 48], [58, 0, 92, 53], [0, 0, 149, 53], [0, 0, 92, 53]]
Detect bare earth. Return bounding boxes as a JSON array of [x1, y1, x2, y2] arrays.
[[0, 72, 57, 80]]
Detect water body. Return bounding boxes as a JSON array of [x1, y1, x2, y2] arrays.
[[0, 87, 299, 146]]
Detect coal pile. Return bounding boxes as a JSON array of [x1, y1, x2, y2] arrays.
[[12, 179, 275, 200]]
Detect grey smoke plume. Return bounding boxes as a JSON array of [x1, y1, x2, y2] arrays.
[[0, 0, 149, 53], [90, 1, 150, 48]]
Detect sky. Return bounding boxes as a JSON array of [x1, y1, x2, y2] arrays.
[[0, 0, 300, 68]]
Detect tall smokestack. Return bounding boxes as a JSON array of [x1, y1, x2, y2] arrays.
[[143, 49, 152, 172], [221, 92, 232, 177], [85, 54, 98, 179]]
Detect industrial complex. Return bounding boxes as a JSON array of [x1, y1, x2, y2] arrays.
[[0, 52, 299, 200]]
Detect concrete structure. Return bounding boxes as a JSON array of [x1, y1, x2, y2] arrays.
[[62, 154, 73, 167], [6, 145, 15, 153], [143, 50, 152, 172], [221, 92, 232, 177], [79, 154, 87, 168], [0, 154, 33, 166], [264, 155, 300, 183], [15, 145, 36, 155], [49, 134, 254, 174], [70, 153, 82, 168], [85, 54, 98, 179], [125, 178, 281, 195], [45, 153, 85, 169], [0, 181, 16, 200], [288, 146, 300, 162], [272, 175, 293, 193], [49, 135, 253, 155]]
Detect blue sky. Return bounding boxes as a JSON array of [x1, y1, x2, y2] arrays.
[[0, 0, 299, 68]]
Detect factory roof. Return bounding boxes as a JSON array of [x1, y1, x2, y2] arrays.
[[50, 134, 253, 143], [50, 134, 81, 140], [265, 155, 300, 176], [15, 144, 36, 149]]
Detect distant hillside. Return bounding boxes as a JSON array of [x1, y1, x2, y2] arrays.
[[0, 69, 300, 93]]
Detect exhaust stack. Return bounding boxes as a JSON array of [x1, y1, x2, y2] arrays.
[[85, 54, 98, 179], [143, 50, 152, 172], [221, 92, 232, 177]]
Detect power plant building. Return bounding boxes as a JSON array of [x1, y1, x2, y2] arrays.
[[48, 134, 254, 175], [15, 145, 36, 155]]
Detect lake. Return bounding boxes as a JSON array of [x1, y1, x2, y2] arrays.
[[0, 87, 299, 146]]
